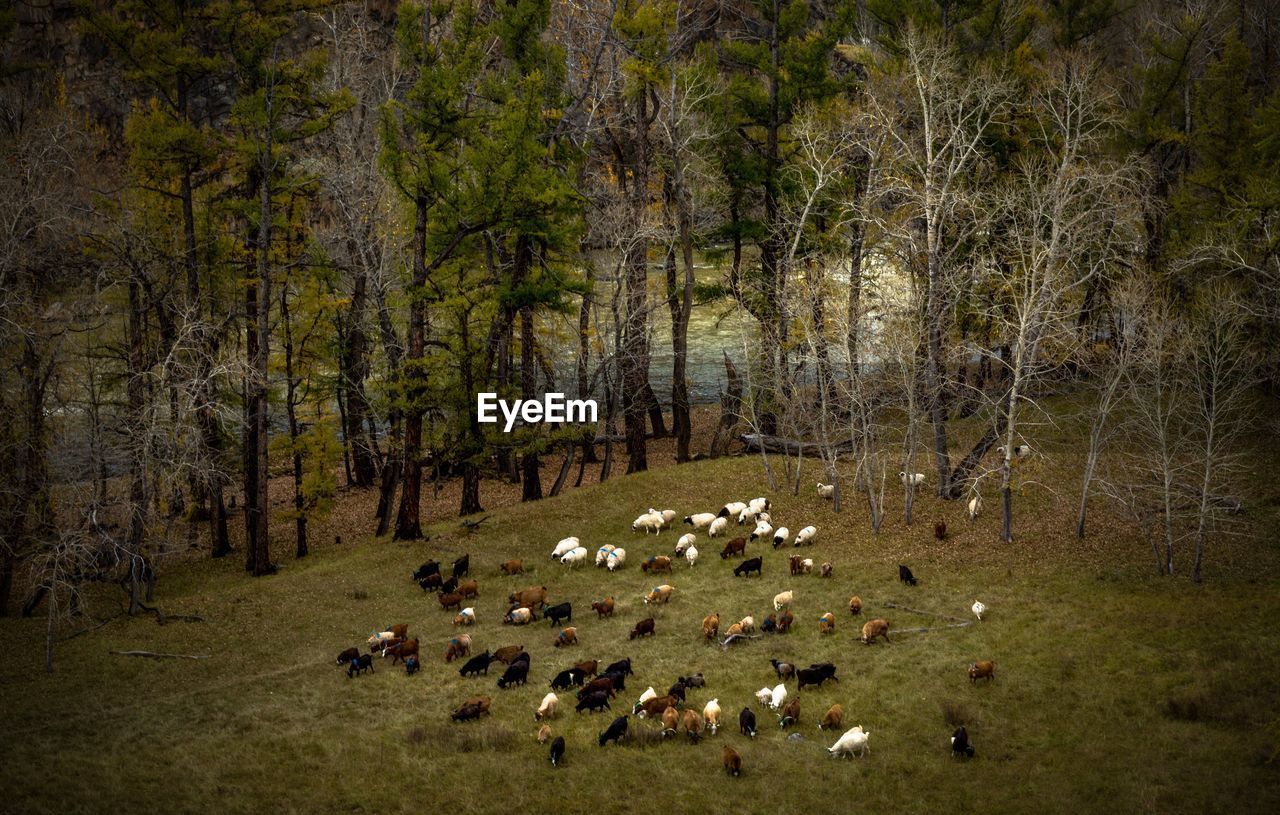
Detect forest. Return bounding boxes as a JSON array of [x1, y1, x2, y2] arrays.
[[2, 0, 1279, 639]]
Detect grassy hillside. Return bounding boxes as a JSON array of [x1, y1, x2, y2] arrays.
[[2, 444, 1279, 814]]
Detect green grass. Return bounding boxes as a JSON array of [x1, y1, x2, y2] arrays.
[[2, 449, 1280, 815]]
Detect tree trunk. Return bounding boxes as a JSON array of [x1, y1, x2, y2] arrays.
[[621, 89, 653, 473], [246, 163, 273, 576], [341, 263, 378, 487], [515, 235, 543, 500], [709, 353, 743, 458], [394, 193, 429, 540], [281, 285, 308, 559]]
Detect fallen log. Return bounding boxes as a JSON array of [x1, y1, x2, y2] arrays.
[[112, 650, 211, 660], [738, 434, 854, 456]]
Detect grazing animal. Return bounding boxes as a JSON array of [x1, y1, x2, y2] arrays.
[[798, 662, 838, 689], [682, 708, 703, 743], [636, 687, 657, 706], [550, 537, 579, 559], [733, 556, 762, 577], [412, 560, 440, 581], [723, 745, 742, 776], [553, 627, 578, 648], [644, 584, 675, 605], [451, 703, 484, 722], [510, 586, 549, 607], [439, 576, 459, 596], [721, 537, 749, 560], [549, 735, 566, 767], [418, 573, 443, 592], [599, 670, 628, 693], [347, 654, 374, 678], [576, 691, 612, 714], [820, 703, 844, 731], [497, 661, 529, 689], [818, 612, 836, 635], [679, 673, 705, 689], [739, 707, 757, 738], [641, 555, 673, 574], [773, 590, 794, 611], [606, 547, 627, 571], [504, 607, 534, 625], [748, 497, 770, 514], [778, 698, 800, 729], [660, 705, 680, 737], [666, 682, 686, 703], [997, 443, 1032, 459], [367, 631, 396, 650], [703, 698, 722, 734], [708, 516, 730, 538], [459, 650, 494, 677], [509, 652, 531, 669], [827, 725, 871, 757], [760, 614, 777, 633], [719, 501, 748, 519], [499, 558, 524, 575], [967, 494, 983, 521], [820, 562, 833, 578], [536, 692, 559, 721], [595, 544, 617, 566], [755, 687, 773, 705], [589, 597, 615, 619], [739, 615, 755, 633], [574, 659, 599, 678], [934, 520, 947, 540], [861, 619, 891, 645], [387, 638, 418, 666], [336, 647, 359, 665], [632, 512, 664, 534], [776, 610, 794, 633], [404, 656, 420, 676], [817, 482, 835, 499], [685, 545, 699, 567], [969, 660, 996, 683], [899, 471, 926, 487], [634, 695, 677, 718], [598, 715, 628, 746], [848, 595, 863, 615], [438, 592, 464, 611], [537, 724, 552, 744], [544, 602, 572, 627], [684, 513, 718, 529], [550, 669, 582, 691], [971, 600, 986, 621], [629, 618, 656, 640], [768, 683, 787, 711], [773, 527, 792, 548], [451, 554, 470, 578], [675, 533, 696, 554], [560, 546, 589, 567], [445, 635, 474, 663], [490, 644, 523, 664], [452, 607, 475, 626], [386, 623, 409, 640], [789, 555, 804, 576], [951, 726, 975, 757], [702, 612, 720, 640], [373, 637, 404, 657], [723, 622, 744, 638], [899, 564, 918, 586], [750, 521, 774, 543], [771, 659, 795, 680], [604, 658, 633, 676], [649, 508, 678, 528], [794, 526, 818, 546]]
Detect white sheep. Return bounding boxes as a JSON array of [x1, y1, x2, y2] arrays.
[[827, 725, 871, 758], [899, 471, 926, 487], [685, 545, 699, 567], [720, 501, 747, 519], [550, 537, 580, 559], [736, 506, 755, 525], [772, 527, 791, 548], [739, 615, 755, 633], [997, 443, 1032, 459], [967, 494, 983, 521], [801, 558, 814, 574], [648, 508, 678, 529], [816, 482, 836, 500], [632, 512, 664, 534], [595, 543, 617, 566], [750, 520, 774, 542], [748, 497, 770, 515], [755, 687, 773, 706], [674, 533, 696, 554], [708, 516, 729, 538], [773, 590, 794, 611], [703, 698, 721, 735], [971, 600, 986, 621], [561, 546, 589, 567], [606, 547, 627, 571], [794, 525, 817, 546], [536, 692, 559, 721], [754, 512, 772, 525], [684, 512, 718, 529], [769, 683, 787, 710]]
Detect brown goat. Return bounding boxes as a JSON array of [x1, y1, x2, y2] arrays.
[[934, 520, 947, 540], [641, 556, 673, 574], [509, 586, 548, 608], [789, 555, 804, 576], [776, 610, 794, 633], [682, 708, 703, 743], [819, 612, 836, 635], [779, 698, 800, 729], [637, 694, 677, 718], [848, 595, 863, 615], [969, 660, 996, 683], [702, 612, 720, 640], [499, 558, 524, 575], [438, 592, 464, 611], [591, 597, 615, 618], [820, 562, 833, 578], [491, 644, 524, 664], [719, 537, 747, 559], [861, 618, 891, 645], [444, 635, 473, 662], [581, 676, 617, 698], [553, 627, 578, 648], [389, 638, 418, 665], [723, 745, 742, 776], [389, 623, 409, 640], [372, 636, 404, 655], [537, 724, 552, 744], [820, 703, 844, 731], [574, 659, 599, 678], [462, 695, 493, 714], [457, 579, 479, 599], [629, 618, 656, 640], [660, 705, 680, 736]]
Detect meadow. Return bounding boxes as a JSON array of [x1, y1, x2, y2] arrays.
[[2, 435, 1280, 815]]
